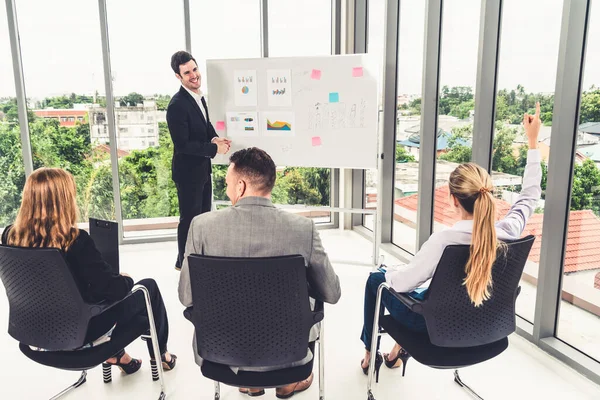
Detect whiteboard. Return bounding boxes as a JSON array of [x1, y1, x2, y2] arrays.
[[206, 55, 379, 169]]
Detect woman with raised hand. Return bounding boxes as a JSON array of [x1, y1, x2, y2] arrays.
[[359, 103, 543, 376]]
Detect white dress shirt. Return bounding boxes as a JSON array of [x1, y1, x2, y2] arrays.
[[386, 149, 542, 293], [182, 85, 219, 145], [182, 85, 208, 123]]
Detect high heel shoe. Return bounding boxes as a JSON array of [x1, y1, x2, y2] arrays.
[[361, 352, 383, 383], [383, 349, 411, 376], [102, 349, 142, 383], [150, 353, 177, 381]]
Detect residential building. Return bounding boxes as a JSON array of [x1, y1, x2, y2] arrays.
[[89, 101, 160, 151]]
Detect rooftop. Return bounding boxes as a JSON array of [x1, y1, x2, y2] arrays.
[[394, 160, 523, 194], [579, 122, 600, 135]]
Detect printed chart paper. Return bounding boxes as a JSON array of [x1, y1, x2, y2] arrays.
[[261, 111, 295, 137], [225, 111, 258, 137], [234, 70, 257, 107], [267, 69, 292, 107]]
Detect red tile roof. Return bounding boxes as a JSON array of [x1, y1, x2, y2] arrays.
[[595, 272, 600, 290], [395, 186, 600, 274], [92, 144, 129, 158]]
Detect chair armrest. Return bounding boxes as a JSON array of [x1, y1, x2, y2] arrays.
[[312, 300, 324, 324], [387, 287, 425, 314], [87, 286, 146, 316], [183, 307, 193, 322]]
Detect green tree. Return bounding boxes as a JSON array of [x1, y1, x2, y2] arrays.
[[212, 164, 228, 201], [571, 159, 600, 214], [40, 93, 95, 109], [408, 98, 421, 115], [396, 144, 416, 163], [295, 167, 330, 206], [580, 87, 600, 124], [1, 98, 36, 123], [438, 125, 472, 164], [154, 94, 172, 111], [439, 86, 473, 118], [279, 169, 321, 205], [119, 92, 145, 107], [0, 121, 26, 226]]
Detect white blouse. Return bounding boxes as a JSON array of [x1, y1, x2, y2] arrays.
[[386, 149, 542, 293]]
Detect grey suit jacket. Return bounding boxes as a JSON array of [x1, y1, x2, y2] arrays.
[[178, 196, 341, 370]]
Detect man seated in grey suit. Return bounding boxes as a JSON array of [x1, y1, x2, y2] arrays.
[[178, 147, 341, 398]]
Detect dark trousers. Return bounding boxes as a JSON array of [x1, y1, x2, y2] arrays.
[[175, 179, 212, 268], [360, 272, 427, 350], [86, 278, 169, 358]]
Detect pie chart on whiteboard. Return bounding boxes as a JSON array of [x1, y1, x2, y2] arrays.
[[241, 86, 249, 94]]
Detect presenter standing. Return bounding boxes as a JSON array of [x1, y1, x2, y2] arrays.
[[167, 51, 231, 270]]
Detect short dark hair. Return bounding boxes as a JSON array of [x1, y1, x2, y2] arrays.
[[229, 148, 276, 193], [170, 51, 197, 75]]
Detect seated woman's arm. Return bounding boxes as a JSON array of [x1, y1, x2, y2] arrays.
[[494, 149, 542, 239], [495, 104, 543, 239], [386, 232, 450, 293], [69, 230, 134, 302]]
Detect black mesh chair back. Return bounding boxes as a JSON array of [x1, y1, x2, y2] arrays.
[[187, 254, 323, 368], [0, 245, 90, 351], [422, 235, 535, 347]]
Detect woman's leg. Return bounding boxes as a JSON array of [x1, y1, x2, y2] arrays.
[[360, 273, 427, 367], [89, 278, 170, 358], [133, 278, 170, 358], [360, 272, 387, 351]]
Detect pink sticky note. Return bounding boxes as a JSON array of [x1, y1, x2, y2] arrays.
[[216, 121, 225, 131], [311, 69, 322, 80], [352, 67, 363, 77], [312, 136, 322, 146]]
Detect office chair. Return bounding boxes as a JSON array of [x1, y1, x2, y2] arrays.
[[366, 235, 535, 400], [0, 245, 167, 399], [184, 254, 325, 400]]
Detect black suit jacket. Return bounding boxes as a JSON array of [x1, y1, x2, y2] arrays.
[[167, 86, 219, 184], [1, 226, 134, 304]]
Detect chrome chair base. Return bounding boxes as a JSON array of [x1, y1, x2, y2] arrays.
[[49, 370, 87, 400]]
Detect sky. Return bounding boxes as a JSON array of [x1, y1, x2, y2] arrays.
[[0, 0, 599, 99]]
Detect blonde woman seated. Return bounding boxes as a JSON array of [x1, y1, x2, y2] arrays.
[[2, 168, 176, 374], [360, 104, 543, 375]]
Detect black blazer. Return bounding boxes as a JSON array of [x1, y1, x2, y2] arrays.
[[1, 226, 133, 304], [167, 86, 219, 184]]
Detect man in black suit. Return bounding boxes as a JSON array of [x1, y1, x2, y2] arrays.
[[167, 51, 231, 270]]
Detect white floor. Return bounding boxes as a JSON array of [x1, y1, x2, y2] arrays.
[[1, 229, 600, 400]]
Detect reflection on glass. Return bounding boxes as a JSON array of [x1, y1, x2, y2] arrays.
[[268, 0, 331, 57], [104, 0, 184, 235], [16, 0, 115, 223], [390, 0, 426, 252], [491, 0, 562, 323], [557, 0, 600, 362]]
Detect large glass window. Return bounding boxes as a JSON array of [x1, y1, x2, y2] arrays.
[[388, 0, 426, 253], [268, 0, 331, 57], [429, 0, 479, 240], [16, 0, 114, 223], [106, 0, 184, 237], [267, 0, 332, 222], [189, 0, 261, 208], [362, 0, 386, 231], [557, 0, 600, 362], [190, 0, 261, 95], [0, 10, 25, 228], [492, 0, 562, 323], [392, 0, 480, 255]]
